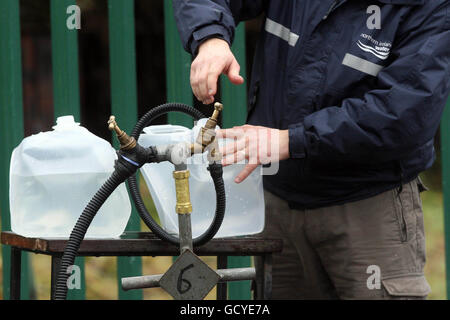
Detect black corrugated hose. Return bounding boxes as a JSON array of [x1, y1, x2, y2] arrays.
[[54, 158, 135, 300], [128, 102, 226, 247], [54, 103, 226, 300]]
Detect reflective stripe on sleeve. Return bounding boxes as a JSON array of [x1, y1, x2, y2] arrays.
[[342, 53, 384, 77], [265, 18, 300, 47]]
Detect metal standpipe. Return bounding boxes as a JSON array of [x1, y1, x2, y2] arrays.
[[120, 102, 258, 299], [173, 163, 193, 253], [121, 158, 258, 297]]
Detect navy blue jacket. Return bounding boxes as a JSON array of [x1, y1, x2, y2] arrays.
[[174, 0, 450, 209]]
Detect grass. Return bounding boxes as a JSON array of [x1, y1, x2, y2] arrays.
[[0, 174, 448, 300], [421, 188, 447, 299]]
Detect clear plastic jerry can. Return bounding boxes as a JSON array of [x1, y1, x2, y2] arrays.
[[138, 120, 265, 238], [9, 115, 131, 238]]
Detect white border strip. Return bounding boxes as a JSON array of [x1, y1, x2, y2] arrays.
[[342, 53, 383, 77], [265, 18, 299, 47]]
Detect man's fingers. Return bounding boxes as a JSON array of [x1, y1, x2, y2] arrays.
[[206, 63, 224, 101], [222, 149, 247, 167], [197, 66, 210, 103], [235, 163, 258, 184], [217, 128, 245, 140], [191, 60, 213, 104], [192, 60, 226, 104], [191, 38, 243, 104], [217, 128, 246, 157], [227, 58, 244, 85], [220, 137, 246, 157], [190, 66, 199, 101]]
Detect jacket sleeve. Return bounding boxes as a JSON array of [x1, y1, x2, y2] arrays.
[[288, 2, 450, 165], [173, 0, 266, 55]]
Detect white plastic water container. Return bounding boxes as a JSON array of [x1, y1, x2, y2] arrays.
[[138, 120, 265, 238], [9, 116, 131, 238]]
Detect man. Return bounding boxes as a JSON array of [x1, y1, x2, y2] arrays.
[[173, 0, 450, 299]]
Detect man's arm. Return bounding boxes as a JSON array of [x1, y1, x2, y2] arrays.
[[173, 0, 265, 104], [218, 2, 449, 183], [190, 38, 244, 105], [173, 0, 266, 55], [289, 2, 450, 165]]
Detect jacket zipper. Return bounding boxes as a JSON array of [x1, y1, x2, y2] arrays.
[[323, 0, 349, 20], [323, 0, 339, 20]]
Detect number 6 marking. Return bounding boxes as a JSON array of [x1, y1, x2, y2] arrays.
[[177, 264, 194, 294]]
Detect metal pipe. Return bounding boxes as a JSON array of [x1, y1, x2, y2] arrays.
[[122, 274, 162, 291], [122, 267, 256, 291], [173, 164, 193, 253], [217, 267, 256, 283], [178, 214, 193, 253]]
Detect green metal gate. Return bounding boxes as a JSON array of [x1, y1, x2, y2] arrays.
[[1, 0, 449, 300], [0, 0, 34, 300], [0, 0, 251, 300], [442, 96, 450, 300]]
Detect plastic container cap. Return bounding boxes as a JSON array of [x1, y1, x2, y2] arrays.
[[53, 116, 80, 131]]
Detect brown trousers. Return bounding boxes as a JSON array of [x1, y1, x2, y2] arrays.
[[261, 178, 431, 299]]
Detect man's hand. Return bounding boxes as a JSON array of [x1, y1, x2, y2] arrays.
[[217, 125, 290, 183], [191, 38, 244, 104]]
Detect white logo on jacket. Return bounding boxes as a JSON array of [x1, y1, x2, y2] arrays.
[[357, 33, 391, 60]]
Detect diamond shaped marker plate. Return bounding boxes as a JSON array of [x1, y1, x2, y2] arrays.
[[159, 249, 220, 300]]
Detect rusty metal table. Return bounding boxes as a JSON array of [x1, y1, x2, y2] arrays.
[[1, 231, 282, 300]]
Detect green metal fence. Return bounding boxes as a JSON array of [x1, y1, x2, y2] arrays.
[[0, 0, 251, 300], [1, 0, 449, 300], [0, 0, 34, 300], [50, 0, 85, 300], [442, 96, 450, 300], [107, 0, 143, 301]]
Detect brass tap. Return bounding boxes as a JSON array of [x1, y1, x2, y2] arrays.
[[205, 102, 223, 130], [172, 102, 224, 215], [173, 170, 193, 214], [193, 102, 223, 154], [108, 116, 137, 150]]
